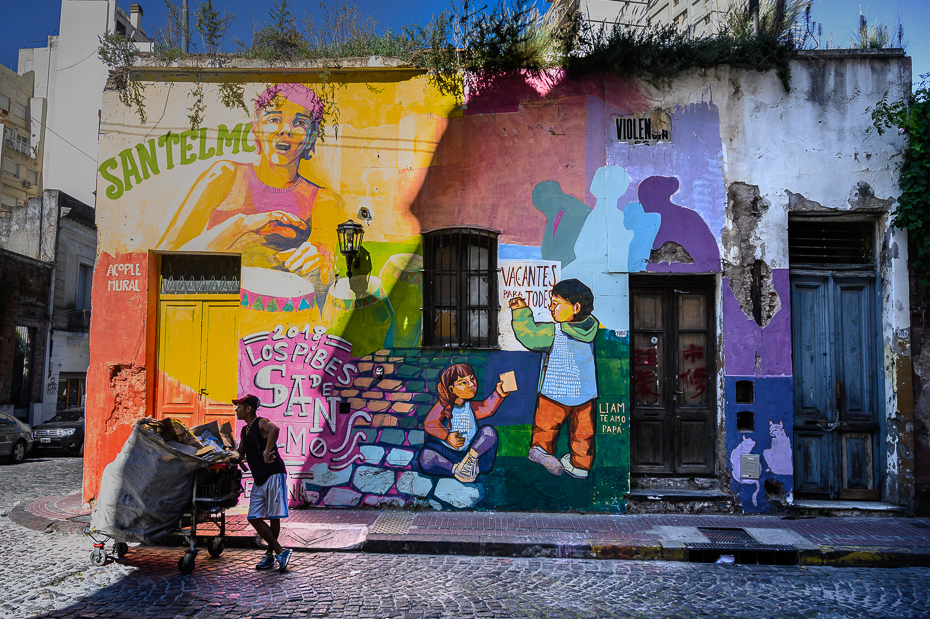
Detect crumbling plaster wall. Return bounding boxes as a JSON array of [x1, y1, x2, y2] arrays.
[[637, 51, 912, 507]]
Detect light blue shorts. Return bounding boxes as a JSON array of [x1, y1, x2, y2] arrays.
[[248, 473, 289, 520]]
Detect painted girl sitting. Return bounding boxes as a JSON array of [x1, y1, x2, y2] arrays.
[[420, 363, 509, 483]]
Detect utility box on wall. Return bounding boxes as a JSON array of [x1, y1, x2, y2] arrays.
[[741, 454, 761, 480]]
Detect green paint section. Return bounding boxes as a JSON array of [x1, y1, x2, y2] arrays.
[[496, 424, 532, 457], [98, 123, 255, 200]]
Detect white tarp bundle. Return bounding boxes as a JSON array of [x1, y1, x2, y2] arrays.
[[90, 420, 209, 543]]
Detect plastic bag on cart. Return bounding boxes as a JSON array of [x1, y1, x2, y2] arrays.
[[90, 419, 211, 543]]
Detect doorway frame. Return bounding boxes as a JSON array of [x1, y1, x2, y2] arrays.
[[787, 214, 886, 500], [629, 274, 718, 478]]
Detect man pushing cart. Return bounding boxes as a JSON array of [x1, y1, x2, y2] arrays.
[[231, 394, 292, 571]]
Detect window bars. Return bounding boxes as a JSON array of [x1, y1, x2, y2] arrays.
[[423, 228, 498, 348], [160, 255, 241, 295]]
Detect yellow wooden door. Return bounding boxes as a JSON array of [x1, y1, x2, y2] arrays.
[[156, 296, 238, 428], [199, 301, 238, 426]]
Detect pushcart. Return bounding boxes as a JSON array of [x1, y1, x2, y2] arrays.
[[85, 461, 242, 574]]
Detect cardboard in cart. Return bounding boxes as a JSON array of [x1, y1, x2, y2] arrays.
[[218, 422, 236, 449], [158, 418, 203, 448]]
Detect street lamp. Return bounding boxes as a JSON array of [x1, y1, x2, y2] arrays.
[[336, 219, 365, 278]]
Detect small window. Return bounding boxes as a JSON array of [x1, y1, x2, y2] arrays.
[[0, 93, 9, 112], [737, 411, 754, 433], [735, 380, 754, 404], [423, 228, 498, 348], [788, 218, 874, 266], [3, 159, 19, 178], [57, 374, 86, 410], [77, 264, 93, 309], [27, 169, 38, 185], [12, 102, 27, 120], [11, 326, 35, 407], [160, 254, 241, 294]]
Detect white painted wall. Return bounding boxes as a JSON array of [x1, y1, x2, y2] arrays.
[[20, 0, 150, 208], [638, 51, 911, 503]]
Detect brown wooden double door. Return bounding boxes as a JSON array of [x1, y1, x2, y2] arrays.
[[630, 277, 716, 476]]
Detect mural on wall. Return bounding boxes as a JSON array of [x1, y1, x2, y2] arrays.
[[419, 363, 513, 483], [95, 72, 778, 513], [511, 279, 599, 479]]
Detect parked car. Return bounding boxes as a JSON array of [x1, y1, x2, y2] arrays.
[[32, 407, 85, 456], [0, 412, 34, 464]]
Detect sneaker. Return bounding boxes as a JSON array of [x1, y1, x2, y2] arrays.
[[452, 449, 480, 483], [528, 446, 563, 476], [276, 548, 292, 571], [255, 552, 275, 570], [560, 454, 589, 479]]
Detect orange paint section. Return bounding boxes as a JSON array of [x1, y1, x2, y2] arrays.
[[84, 252, 152, 502]]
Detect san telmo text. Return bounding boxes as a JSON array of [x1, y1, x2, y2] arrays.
[[98, 123, 256, 200]]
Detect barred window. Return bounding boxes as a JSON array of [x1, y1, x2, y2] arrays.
[[160, 254, 240, 295], [423, 228, 498, 348]]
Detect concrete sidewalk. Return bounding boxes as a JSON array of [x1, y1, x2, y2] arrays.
[[11, 493, 930, 568]]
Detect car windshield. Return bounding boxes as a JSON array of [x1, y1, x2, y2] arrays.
[[49, 411, 84, 423]]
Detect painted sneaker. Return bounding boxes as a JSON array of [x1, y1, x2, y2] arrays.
[[560, 454, 589, 479], [276, 548, 292, 571], [255, 552, 275, 570], [528, 446, 563, 476], [452, 449, 480, 483]]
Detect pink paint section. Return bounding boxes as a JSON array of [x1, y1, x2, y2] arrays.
[[553, 211, 564, 236], [238, 327, 367, 481], [722, 270, 793, 376]]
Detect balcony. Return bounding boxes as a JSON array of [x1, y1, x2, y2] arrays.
[[3, 137, 36, 160]]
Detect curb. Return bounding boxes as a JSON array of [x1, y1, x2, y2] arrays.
[[8, 503, 87, 535], [800, 546, 930, 568], [9, 507, 930, 568], [363, 537, 673, 562]]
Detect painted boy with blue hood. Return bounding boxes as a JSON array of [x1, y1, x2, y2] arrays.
[[509, 278, 598, 479]]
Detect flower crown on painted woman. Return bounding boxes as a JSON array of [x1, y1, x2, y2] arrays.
[[254, 83, 325, 159]]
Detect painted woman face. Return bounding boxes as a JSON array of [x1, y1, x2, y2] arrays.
[[451, 373, 478, 402], [254, 98, 318, 166]]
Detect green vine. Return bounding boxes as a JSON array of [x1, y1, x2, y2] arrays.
[[869, 73, 930, 289], [102, 0, 827, 130], [98, 32, 147, 123]]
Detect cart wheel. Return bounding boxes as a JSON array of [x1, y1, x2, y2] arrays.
[[113, 542, 129, 559], [90, 548, 107, 566], [178, 551, 196, 575], [207, 537, 224, 558]]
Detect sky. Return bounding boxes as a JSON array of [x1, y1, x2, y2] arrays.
[[0, 0, 926, 83]]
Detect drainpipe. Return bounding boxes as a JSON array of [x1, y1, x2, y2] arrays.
[[38, 192, 59, 426], [181, 0, 189, 53]]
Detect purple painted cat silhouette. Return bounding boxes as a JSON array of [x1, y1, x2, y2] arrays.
[[639, 176, 721, 273], [763, 420, 793, 476], [730, 436, 760, 506]]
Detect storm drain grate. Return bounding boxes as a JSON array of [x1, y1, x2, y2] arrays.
[[687, 528, 799, 565], [370, 511, 416, 535]]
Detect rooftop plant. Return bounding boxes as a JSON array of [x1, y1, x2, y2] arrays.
[[100, 0, 879, 125]]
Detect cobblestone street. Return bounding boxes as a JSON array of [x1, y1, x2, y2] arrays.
[[3, 457, 930, 618], [0, 454, 83, 514]]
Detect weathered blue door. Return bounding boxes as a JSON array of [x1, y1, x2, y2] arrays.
[[791, 271, 880, 499]]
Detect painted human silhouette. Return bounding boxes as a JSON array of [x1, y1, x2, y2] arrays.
[[531, 181, 592, 267], [638, 176, 720, 272], [560, 165, 632, 330]]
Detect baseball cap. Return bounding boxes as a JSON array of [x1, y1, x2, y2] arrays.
[[232, 394, 261, 409]]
